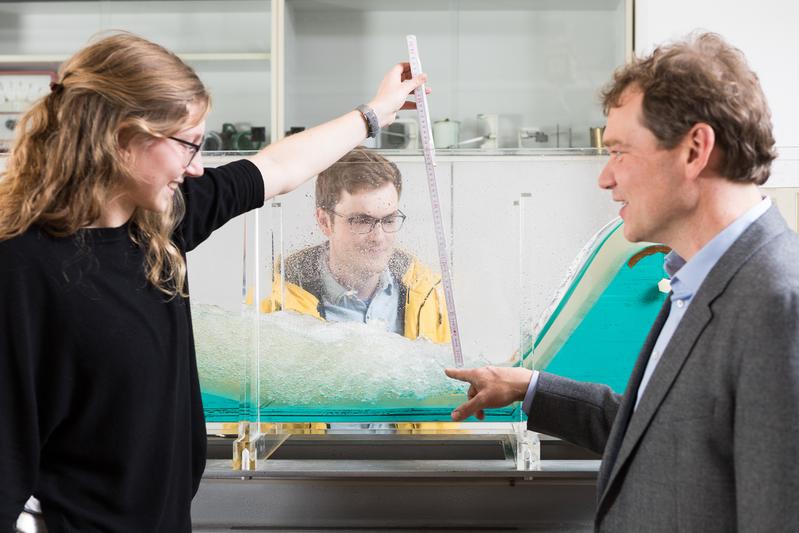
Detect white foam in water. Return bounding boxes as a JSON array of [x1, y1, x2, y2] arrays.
[[193, 304, 479, 407]]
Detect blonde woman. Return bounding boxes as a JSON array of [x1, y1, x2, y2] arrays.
[[0, 32, 426, 531]]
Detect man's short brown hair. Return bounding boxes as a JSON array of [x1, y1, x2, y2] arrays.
[[315, 147, 402, 210], [601, 32, 777, 185]]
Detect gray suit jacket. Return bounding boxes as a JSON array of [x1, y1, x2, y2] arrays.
[[527, 206, 799, 532]]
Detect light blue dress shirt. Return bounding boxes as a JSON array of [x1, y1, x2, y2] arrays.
[[319, 255, 404, 335], [523, 197, 772, 415]]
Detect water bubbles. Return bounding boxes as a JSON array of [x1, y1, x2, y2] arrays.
[[193, 304, 470, 408]]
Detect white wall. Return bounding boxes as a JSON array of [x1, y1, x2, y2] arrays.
[[636, 1, 799, 152]]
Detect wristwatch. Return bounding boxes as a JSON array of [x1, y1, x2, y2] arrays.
[[356, 104, 380, 139]]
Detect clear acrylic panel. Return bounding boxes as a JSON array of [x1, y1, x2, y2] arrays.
[[248, 159, 507, 423], [189, 151, 674, 470]]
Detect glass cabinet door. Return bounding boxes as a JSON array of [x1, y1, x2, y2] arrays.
[[283, 0, 631, 150], [0, 1, 272, 151]]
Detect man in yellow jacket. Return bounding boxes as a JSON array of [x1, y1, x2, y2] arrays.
[[262, 147, 450, 344]]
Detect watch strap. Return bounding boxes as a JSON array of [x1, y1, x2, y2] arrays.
[[356, 104, 380, 139]]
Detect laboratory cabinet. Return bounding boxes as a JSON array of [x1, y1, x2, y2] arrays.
[[1, 0, 633, 150]]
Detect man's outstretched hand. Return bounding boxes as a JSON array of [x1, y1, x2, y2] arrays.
[[444, 366, 533, 421]]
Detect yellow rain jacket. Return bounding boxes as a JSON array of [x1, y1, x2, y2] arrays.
[[260, 243, 451, 343]]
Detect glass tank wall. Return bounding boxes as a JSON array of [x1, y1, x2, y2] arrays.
[[193, 157, 525, 425], [189, 154, 671, 429], [186, 152, 679, 470]]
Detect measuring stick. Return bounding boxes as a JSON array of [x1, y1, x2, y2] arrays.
[[406, 35, 464, 368]]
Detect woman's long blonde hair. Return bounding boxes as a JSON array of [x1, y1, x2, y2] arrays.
[[0, 32, 210, 297]]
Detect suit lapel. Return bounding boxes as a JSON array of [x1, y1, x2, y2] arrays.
[[595, 206, 788, 518], [598, 299, 712, 511]]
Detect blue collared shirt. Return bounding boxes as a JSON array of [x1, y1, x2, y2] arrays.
[[633, 197, 772, 408], [319, 254, 404, 335], [523, 197, 772, 415]]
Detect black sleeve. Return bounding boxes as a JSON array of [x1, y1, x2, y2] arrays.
[[177, 159, 265, 252], [0, 240, 45, 529]]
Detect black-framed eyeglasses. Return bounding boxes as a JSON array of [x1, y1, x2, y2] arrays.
[[328, 209, 407, 235], [168, 136, 202, 167]]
